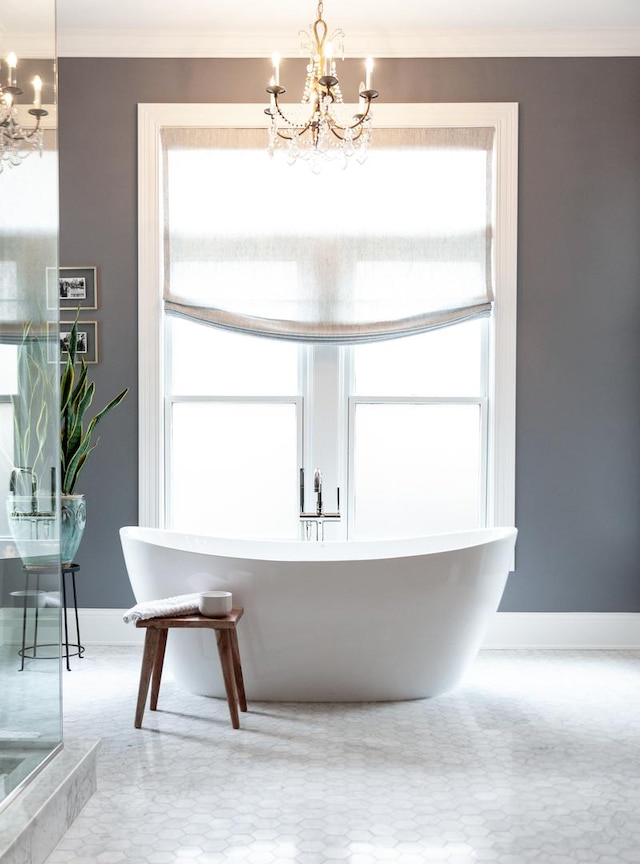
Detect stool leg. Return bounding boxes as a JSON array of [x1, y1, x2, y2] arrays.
[[135, 628, 161, 728], [215, 629, 240, 729], [150, 629, 168, 711], [229, 627, 247, 712]]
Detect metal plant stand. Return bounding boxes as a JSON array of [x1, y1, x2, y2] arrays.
[[14, 563, 84, 671]]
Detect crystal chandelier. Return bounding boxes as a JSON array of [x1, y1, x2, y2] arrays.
[[1, 53, 48, 173], [265, 0, 379, 170]]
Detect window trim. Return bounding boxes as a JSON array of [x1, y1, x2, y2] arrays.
[[138, 102, 518, 531]]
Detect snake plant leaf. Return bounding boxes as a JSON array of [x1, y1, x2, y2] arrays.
[[84, 387, 128, 436], [63, 385, 128, 493], [63, 434, 98, 495], [60, 363, 74, 415], [65, 379, 95, 459], [69, 360, 88, 408], [9, 321, 54, 486], [33, 399, 48, 474], [60, 315, 128, 494]]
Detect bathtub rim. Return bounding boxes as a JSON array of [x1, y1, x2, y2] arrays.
[[120, 525, 517, 565]]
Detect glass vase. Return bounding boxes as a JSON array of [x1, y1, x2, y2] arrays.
[[60, 494, 86, 566]]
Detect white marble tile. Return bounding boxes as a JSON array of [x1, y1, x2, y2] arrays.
[[0, 740, 98, 864], [41, 647, 640, 864]]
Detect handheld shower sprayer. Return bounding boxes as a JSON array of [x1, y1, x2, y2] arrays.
[[299, 467, 340, 539], [9, 466, 39, 514], [313, 469, 323, 515]]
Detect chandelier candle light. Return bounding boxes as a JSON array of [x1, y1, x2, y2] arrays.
[[0, 52, 48, 172], [265, 0, 379, 169]]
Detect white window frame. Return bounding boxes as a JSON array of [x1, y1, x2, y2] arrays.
[[138, 102, 518, 531]]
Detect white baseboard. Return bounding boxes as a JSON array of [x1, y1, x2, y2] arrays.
[[0, 607, 143, 648], [484, 612, 640, 649], [80, 610, 640, 649], [77, 609, 145, 645], [3, 609, 640, 650]]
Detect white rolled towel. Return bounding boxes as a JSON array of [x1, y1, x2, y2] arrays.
[[123, 592, 201, 624]]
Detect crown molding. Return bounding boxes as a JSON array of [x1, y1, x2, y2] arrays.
[[1, 32, 55, 58], [54, 27, 640, 59]]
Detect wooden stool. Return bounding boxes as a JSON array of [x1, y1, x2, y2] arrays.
[[134, 608, 247, 729]]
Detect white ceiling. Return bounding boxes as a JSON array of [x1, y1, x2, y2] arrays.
[[4, 0, 640, 57], [56, 0, 640, 32]]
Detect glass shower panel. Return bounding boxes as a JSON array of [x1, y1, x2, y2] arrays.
[[0, 13, 61, 810]]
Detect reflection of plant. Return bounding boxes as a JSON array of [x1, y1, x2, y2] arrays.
[[10, 321, 55, 494], [60, 317, 128, 495]]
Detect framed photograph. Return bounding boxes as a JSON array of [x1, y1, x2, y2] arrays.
[[47, 266, 98, 310], [49, 321, 99, 364]]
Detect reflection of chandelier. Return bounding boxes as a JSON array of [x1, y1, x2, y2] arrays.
[[265, 0, 379, 171], [1, 53, 48, 172]]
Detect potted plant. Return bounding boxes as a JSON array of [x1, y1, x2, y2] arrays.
[[59, 316, 128, 564]]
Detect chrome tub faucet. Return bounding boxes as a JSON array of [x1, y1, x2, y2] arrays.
[[299, 467, 340, 540], [313, 468, 323, 515]]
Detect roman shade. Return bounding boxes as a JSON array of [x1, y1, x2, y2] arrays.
[[162, 126, 495, 343], [0, 131, 57, 343]]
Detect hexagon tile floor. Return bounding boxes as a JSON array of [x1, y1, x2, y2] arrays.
[[44, 647, 640, 864]]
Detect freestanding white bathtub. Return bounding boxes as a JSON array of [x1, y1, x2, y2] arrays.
[[120, 526, 517, 702]]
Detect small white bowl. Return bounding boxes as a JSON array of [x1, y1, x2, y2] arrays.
[[198, 590, 232, 618]]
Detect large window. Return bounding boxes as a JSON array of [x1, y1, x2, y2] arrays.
[[166, 318, 486, 539], [139, 103, 518, 537]]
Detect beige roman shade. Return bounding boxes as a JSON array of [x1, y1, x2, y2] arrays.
[[162, 126, 495, 343]]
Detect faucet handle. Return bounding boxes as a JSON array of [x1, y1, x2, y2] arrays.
[[313, 469, 322, 492]]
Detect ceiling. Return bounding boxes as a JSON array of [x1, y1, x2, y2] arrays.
[[56, 0, 640, 32], [4, 0, 640, 57]]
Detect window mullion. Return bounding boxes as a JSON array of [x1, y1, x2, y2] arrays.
[[303, 344, 345, 539]]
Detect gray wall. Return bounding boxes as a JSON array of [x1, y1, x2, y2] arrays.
[[57, 57, 640, 611]]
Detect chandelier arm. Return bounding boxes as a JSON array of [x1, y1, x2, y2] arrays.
[[22, 111, 45, 140], [2, 110, 46, 142], [270, 106, 316, 139], [327, 122, 367, 143], [324, 92, 378, 135], [275, 125, 311, 142]]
